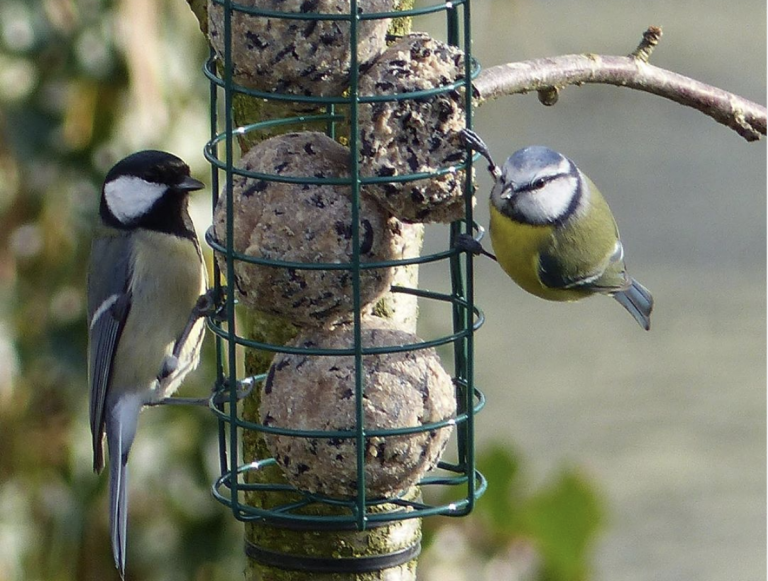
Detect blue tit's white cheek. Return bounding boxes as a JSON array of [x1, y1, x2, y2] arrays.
[[104, 176, 167, 224], [515, 174, 580, 224]]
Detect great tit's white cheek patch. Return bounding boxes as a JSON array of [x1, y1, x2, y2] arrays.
[[104, 176, 167, 224], [516, 174, 579, 223]]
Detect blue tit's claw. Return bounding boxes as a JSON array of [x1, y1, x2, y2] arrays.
[[455, 233, 498, 262], [459, 128, 500, 179], [459, 128, 486, 152]]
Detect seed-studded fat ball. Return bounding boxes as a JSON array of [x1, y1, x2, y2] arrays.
[[213, 132, 408, 327], [207, 0, 396, 96], [358, 34, 473, 223], [261, 317, 456, 499]]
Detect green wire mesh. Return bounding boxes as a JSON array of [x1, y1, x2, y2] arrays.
[[204, 0, 485, 530]]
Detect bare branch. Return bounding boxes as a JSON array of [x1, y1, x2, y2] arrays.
[[473, 27, 766, 142]]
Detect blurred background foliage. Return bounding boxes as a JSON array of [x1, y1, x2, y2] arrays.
[[0, 0, 763, 580]]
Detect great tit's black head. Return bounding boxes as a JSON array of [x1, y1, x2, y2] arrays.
[[491, 145, 584, 226], [100, 150, 204, 235]]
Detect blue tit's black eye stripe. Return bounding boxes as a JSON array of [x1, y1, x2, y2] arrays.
[[516, 172, 568, 193]]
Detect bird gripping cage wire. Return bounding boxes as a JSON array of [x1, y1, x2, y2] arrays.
[[201, 0, 485, 575]]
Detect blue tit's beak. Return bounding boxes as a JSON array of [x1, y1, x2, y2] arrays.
[[499, 182, 515, 200], [177, 176, 205, 192]]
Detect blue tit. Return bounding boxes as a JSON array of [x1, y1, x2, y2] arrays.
[[87, 151, 207, 576], [489, 145, 653, 330], [459, 129, 653, 330]]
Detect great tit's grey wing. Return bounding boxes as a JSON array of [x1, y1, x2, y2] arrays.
[[87, 231, 133, 472], [538, 240, 629, 292]]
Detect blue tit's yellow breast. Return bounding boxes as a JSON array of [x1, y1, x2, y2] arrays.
[[489, 203, 582, 302]]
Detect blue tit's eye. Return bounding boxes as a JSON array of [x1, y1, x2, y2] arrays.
[[531, 177, 547, 190]]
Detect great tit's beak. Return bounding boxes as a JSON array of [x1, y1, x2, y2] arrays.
[[177, 176, 205, 192]]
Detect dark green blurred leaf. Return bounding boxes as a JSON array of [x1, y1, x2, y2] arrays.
[[522, 469, 604, 581], [475, 443, 523, 537]]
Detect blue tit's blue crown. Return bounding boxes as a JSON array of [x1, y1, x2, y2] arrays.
[[504, 147, 572, 186], [508, 146, 568, 172]]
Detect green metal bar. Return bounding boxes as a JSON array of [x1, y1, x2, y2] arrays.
[[206, 48, 229, 479], [205, 306, 483, 356], [206, 226, 459, 269], [209, 0, 468, 20], [347, 0, 369, 532], [211, 468, 488, 524], [203, 54, 481, 105], [221, 0, 241, 520], [462, 0, 478, 513]]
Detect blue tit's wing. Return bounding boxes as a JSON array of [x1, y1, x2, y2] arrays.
[[87, 230, 133, 472], [538, 239, 629, 292]]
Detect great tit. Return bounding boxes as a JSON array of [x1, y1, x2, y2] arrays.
[[87, 150, 207, 576], [460, 129, 653, 330]]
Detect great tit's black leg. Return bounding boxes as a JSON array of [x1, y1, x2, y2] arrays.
[[455, 233, 498, 262], [154, 287, 229, 400], [168, 287, 227, 363], [151, 396, 208, 407], [153, 377, 255, 407], [155, 379, 255, 407], [459, 128, 501, 181]]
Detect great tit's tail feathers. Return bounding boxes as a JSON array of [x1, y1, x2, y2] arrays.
[[613, 278, 653, 330], [106, 397, 141, 579], [108, 450, 128, 579]]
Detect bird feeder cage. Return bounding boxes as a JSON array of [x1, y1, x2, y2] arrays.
[[202, 0, 485, 545]]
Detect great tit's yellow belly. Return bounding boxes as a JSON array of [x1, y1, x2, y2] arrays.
[[489, 204, 585, 302], [111, 230, 207, 399]]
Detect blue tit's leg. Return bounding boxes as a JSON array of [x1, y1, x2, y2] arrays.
[[459, 128, 501, 180]]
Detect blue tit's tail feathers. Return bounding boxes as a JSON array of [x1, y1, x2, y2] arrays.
[[613, 278, 654, 330]]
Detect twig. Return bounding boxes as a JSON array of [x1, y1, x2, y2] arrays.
[[630, 25, 663, 62], [473, 26, 766, 142]]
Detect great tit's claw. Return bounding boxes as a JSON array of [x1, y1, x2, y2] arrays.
[[156, 355, 179, 383]]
